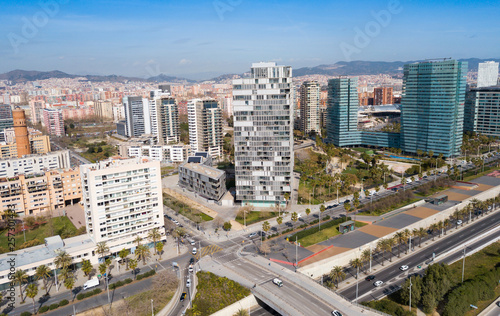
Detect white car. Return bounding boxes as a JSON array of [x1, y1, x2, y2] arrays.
[[192, 247, 197, 255], [456, 220, 463, 225], [248, 232, 257, 238], [186, 278, 191, 288], [399, 265, 409, 271], [373, 280, 384, 287], [190, 240, 196, 246], [272, 278, 283, 287], [188, 265, 193, 273]]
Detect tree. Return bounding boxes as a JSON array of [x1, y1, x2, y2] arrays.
[[349, 258, 363, 279], [399, 276, 422, 308], [64, 276, 75, 292], [276, 217, 283, 234], [291, 212, 298, 229], [98, 263, 107, 276], [26, 283, 38, 314], [386, 238, 396, 262], [416, 227, 427, 247], [129, 259, 138, 279], [259, 242, 271, 256], [233, 309, 249, 316], [135, 244, 151, 265], [35, 265, 51, 296], [305, 208, 311, 220], [343, 201, 351, 219], [81, 259, 93, 280], [262, 221, 271, 238], [360, 248, 371, 274], [329, 266, 346, 288], [223, 221, 232, 231], [377, 239, 387, 266], [319, 204, 326, 225], [156, 242, 164, 260], [54, 250, 72, 270], [394, 231, 405, 258], [133, 236, 142, 247], [14, 269, 28, 302], [118, 248, 130, 269], [96, 241, 110, 260], [148, 228, 161, 255]]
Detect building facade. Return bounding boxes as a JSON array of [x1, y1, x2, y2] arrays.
[[477, 61, 499, 88], [187, 99, 223, 158], [232, 62, 294, 206], [373, 87, 394, 105], [0, 168, 82, 216], [0, 150, 71, 178], [80, 157, 165, 252], [0, 104, 13, 142], [464, 86, 500, 137], [326, 77, 361, 147], [94, 100, 114, 120], [42, 108, 65, 137], [299, 81, 321, 136], [121, 144, 191, 163], [156, 96, 180, 144], [123, 96, 148, 137], [400, 60, 467, 157], [178, 153, 227, 201]]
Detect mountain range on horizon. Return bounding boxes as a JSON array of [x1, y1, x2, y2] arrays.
[[1, 58, 498, 84]]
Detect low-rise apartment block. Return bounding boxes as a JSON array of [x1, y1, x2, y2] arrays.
[[0, 150, 71, 178], [119, 143, 191, 163]]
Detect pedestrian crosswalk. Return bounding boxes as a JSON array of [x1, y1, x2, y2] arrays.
[[195, 244, 222, 259]]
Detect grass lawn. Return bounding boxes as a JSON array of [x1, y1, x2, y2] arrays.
[[463, 164, 499, 182], [448, 241, 500, 284], [0, 216, 79, 253], [160, 166, 175, 176], [299, 221, 367, 247], [163, 193, 213, 222], [357, 197, 421, 217], [352, 147, 373, 154], [186, 271, 250, 316], [235, 211, 279, 226]]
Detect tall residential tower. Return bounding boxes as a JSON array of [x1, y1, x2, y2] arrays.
[[187, 99, 223, 158], [477, 61, 499, 88], [232, 62, 293, 206], [299, 81, 321, 136]]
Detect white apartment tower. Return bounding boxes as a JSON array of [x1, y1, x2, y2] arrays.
[[477, 61, 499, 88], [155, 96, 180, 144], [123, 96, 153, 137], [187, 99, 223, 158], [80, 157, 165, 252], [300, 81, 321, 136], [232, 62, 294, 206]]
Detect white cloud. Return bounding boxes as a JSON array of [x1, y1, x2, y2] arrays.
[[179, 59, 192, 65]]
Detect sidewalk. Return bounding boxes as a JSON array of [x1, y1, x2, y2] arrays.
[[10, 235, 188, 310]]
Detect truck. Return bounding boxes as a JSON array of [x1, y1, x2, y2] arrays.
[[83, 277, 99, 290]]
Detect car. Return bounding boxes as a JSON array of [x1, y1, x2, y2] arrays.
[[456, 220, 463, 225], [365, 275, 375, 281], [333, 203, 339, 207], [190, 240, 196, 246], [496, 301, 500, 307], [192, 247, 197, 255], [186, 278, 191, 288], [344, 199, 351, 203], [400, 265, 409, 271], [331, 311, 343, 316], [188, 265, 194, 273], [248, 232, 257, 238], [272, 278, 283, 287], [189, 258, 195, 264], [423, 175, 428, 179], [374, 280, 384, 287], [180, 292, 187, 302]]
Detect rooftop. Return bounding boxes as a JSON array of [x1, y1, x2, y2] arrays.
[[181, 162, 225, 179]]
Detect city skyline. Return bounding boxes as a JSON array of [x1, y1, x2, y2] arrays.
[[1, 0, 499, 79]]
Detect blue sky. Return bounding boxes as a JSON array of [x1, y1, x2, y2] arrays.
[[1, 0, 499, 79]]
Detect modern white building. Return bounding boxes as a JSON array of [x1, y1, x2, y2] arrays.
[[300, 81, 321, 135], [155, 96, 180, 144], [232, 62, 294, 206], [0, 150, 71, 178], [187, 99, 223, 158], [123, 96, 150, 137], [477, 61, 499, 88], [80, 157, 166, 252], [122, 144, 191, 163]]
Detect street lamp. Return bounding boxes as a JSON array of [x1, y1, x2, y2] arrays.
[[151, 299, 154, 316]]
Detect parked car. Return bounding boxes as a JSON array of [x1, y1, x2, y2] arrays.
[[456, 220, 463, 225], [248, 232, 257, 238], [186, 278, 191, 288], [365, 275, 375, 281], [400, 265, 409, 271], [331, 311, 343, 316], [192, 248, 197, 255], [190, 240, 196, 246], [189, 258, 195, 264], [188, 265, 194, 273], [374, 280, 384, 287], [272, 278, 283, 287]]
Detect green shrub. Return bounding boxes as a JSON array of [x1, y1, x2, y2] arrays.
[[20, 312, 32, 316], [58, 299, 69, 306], [289, 217, 351, 241], [362, 299, 413, 316], [125, 278, 133, 284], [137, 274, 143, 280], [93, 288, 102, 294], [38, 305, 50, 313], [49, 303, 59, 310], [77, 293, 85, 300]]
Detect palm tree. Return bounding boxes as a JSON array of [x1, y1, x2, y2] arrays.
[[377, 239, 387, 266], [35, 265, 51, 296], [402, 229, 410, 254], [64, 276, 75, 292], [156, 242, 164, 260], [129, 259, 138, 279], [98, 263, 107, 276], [360, 249, 371, 274], [429, 223, 438, 240], [135, 244, 151, 265], [329, 266, 346, 288], [26, 283, 38, 314], [349, 258, 363, 279], [262, 221, 271, 239], [118, 248, 130, 269], [54, 250, 72, 270], [416, 227, 427, 247], [291, 212, 298, 229], [81, 259, 93, 280], [394, 231, 404, 258], [386, 238, 396, 262], [319, 204, 326, 227], [437, 221, 444, 237], [276, 217, 283, 234], [148, 228, 161, 255], [96, 241, 110, 260], [233, 309, 249, 316], [13, 269, 28, 302], [133, 236, 142, 247], [443, 219, 450, 235]]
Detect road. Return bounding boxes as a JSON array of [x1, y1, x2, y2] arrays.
[[478, 298, 500, 316], [339, 211, 500, 302]]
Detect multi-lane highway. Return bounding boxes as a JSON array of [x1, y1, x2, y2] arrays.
[[339, 210, 500, 302]]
